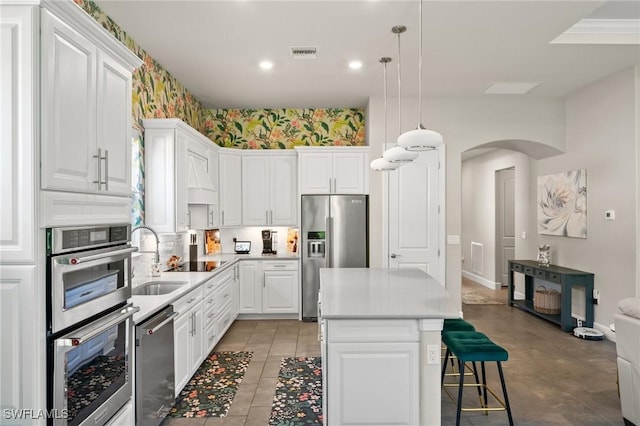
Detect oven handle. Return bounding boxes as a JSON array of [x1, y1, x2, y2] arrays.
[[60, 246, 138, 265], [57, 305, 139, 347]]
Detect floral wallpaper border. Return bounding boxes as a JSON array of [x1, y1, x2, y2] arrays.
[[204, 108, 366, 149]]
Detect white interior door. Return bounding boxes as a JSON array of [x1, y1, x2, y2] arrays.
[[496, 168, 515, 286], [388, 151, 440, 278]]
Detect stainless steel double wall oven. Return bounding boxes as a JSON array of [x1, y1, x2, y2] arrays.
[[46, 224, 138, 426]]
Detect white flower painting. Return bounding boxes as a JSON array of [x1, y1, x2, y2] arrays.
[[537, 169, 587, 238]]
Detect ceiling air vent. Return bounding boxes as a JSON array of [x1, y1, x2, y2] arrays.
[[290, 46, 318, 60]]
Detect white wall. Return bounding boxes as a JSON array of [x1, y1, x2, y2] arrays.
[[367, 95, 566, 308], [461, 149, 532, 288], [534, 67, 638, 332]]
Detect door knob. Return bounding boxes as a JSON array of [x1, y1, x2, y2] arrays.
[[390, 253, 401, 259]]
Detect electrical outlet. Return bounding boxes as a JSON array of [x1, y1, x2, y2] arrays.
[[427, 345, 439, 365]]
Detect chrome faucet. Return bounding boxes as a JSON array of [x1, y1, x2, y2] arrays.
[[131, 225, 160, 263]]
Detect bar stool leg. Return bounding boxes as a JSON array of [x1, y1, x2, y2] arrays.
[[441, 348, 451, 385], [497, 361, 514, 426], [471, 361, 483, 404], [481, 361, 489, 414], [456, 359, 465, 426]]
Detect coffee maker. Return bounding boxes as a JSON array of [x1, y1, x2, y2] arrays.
[[261, 229, 277, 255]]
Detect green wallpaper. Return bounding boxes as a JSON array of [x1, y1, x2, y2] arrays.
[[204, 108, 366, 149], [76, 1, 366, 149], [74, 0, 207, 133]]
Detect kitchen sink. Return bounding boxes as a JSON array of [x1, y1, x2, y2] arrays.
[[132, 281, 189, 296]]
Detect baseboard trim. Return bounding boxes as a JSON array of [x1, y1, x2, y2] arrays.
[[462, 270, 501, 291]]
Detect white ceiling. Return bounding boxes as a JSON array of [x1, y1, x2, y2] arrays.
[[95, 0, 640, 109]]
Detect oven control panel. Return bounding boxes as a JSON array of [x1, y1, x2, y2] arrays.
[[48, 224, 130, 254]]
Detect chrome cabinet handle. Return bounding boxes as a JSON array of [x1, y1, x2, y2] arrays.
[[270, 210, 273, 224], [187, 210, 192, 228], [103, 150, 109, 191], [209, 210, 214, 226], [333, 178, 336, 193], [266, 210, 269, 224], [93, 148, 107, 190], [222, 211, 225, 225]]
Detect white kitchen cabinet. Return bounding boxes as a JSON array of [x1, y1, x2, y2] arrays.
[[219, 150, 243, 226], [296, 147, 370, 194], [173, 287, 204, 396], [242, 153, 297, 226], [323, 319, 420, 426], [40, 9, 137, 198], [238, 260, 299, 315], [145, 118, 221, 233], [0, 265, 41, 424], [263, 261, 299, 314], [238, 261, 262, 314]]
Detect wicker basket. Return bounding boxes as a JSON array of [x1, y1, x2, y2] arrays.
[[533, 286, 561, 314]]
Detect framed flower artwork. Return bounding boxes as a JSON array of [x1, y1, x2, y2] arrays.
[[537, 169, 587, 238]]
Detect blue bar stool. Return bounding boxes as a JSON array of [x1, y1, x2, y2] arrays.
[[441, 331, 514, 426]]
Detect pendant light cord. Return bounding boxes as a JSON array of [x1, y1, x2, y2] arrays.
[[397, 30, 402, 135], [418, 0, 423, 123]]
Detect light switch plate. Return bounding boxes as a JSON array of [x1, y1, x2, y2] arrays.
[[605, 210, 615, 220], [447, 235, 460, 245]]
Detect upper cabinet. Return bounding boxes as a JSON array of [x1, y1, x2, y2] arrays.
[[144, 119, 220, 233], [36, 3, 142, 227], [218, 150, 242, 227], [296, 147, 370, 194], [40, 10, 136, 197], [242, 152, 297, 226]]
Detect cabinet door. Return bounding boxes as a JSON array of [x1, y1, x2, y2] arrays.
[[0, 266, 40, 417], [299, 153, 332, 194], [219, 152, 242, 226], [41, 10, 97, 193], [186, 139, 216, 204], [270, 156, 297, 225], [173, 311, 191, 396], [242, 156, 269, 225], [333, 153, 368, 194], [96, 51, 132, 196], [0, 7, 35, 263], [327, 341, 419, 426], [263, 270, 299, 313], [191, 300, 204, 367], [238, 261, 261, 313]]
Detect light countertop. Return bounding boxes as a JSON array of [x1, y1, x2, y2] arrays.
[[319, 268, 458, 319], [131, 252, 299, 324]]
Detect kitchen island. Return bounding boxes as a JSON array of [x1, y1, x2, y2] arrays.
[[319, 268, 458, 426]]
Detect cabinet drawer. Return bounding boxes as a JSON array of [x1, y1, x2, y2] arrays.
[[262, 260, 298, 271], [203, 293, 216, 312], [510, 263, 523, 272], [204, 306, 217, 327], [215, 281, 233, 308], [327, 319, 419, 343], [173, 287, 203, 316], [204, 320, 218, 350], [523, 266, 534, 275], [534, 269, 547, 279], [547, 272, 562, 284]]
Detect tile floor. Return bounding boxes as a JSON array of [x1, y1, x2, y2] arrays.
[[162, 279, 624, 425]]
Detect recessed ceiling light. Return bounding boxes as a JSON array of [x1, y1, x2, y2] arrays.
[[259, 60, 273, 70], [348, 60, 363, 70], [484, 81, 541, 95]]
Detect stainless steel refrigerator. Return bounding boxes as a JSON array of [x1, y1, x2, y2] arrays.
[[301, 194, 369, 321]]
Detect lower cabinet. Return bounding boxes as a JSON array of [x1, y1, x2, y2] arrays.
[[239, 260, 299, 315], [323, 319, 420, 426], [173, 287, 204, 397]]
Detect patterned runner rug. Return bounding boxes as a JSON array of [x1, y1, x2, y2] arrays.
[[269, 357, 323, 425], [167, 351, 252, 418]]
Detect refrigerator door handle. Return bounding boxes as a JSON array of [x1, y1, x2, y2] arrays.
[[325, 216, 331, 267]]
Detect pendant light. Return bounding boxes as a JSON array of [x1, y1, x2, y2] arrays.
[[370, 57, 400, 171], [383, 25, 418, 164], [397, 0, 443, 151]]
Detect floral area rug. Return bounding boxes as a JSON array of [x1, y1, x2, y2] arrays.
[[269, 357, 323, 425], [167, 351, 252, 418]]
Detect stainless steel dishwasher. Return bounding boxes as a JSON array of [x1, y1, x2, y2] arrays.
[[135, 305, 178, 426]]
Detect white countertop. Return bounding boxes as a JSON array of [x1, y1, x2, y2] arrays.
[[319, 268, 458, 319], [131, 252, 299, 324]]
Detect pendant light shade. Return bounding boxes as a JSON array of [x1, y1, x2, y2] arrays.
[[370, 156, 400, 171], [370, 57, 401, 172], [397, 0, 443, 151], [382, 25, 418, 164]]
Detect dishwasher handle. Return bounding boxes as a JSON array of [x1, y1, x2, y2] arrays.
[[142, 311, 179, 335]]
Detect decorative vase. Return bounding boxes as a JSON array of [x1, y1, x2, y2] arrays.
[[537, 244, 551, 267]]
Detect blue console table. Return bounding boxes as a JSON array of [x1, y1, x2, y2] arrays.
[[508, 260, 594, 332]]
